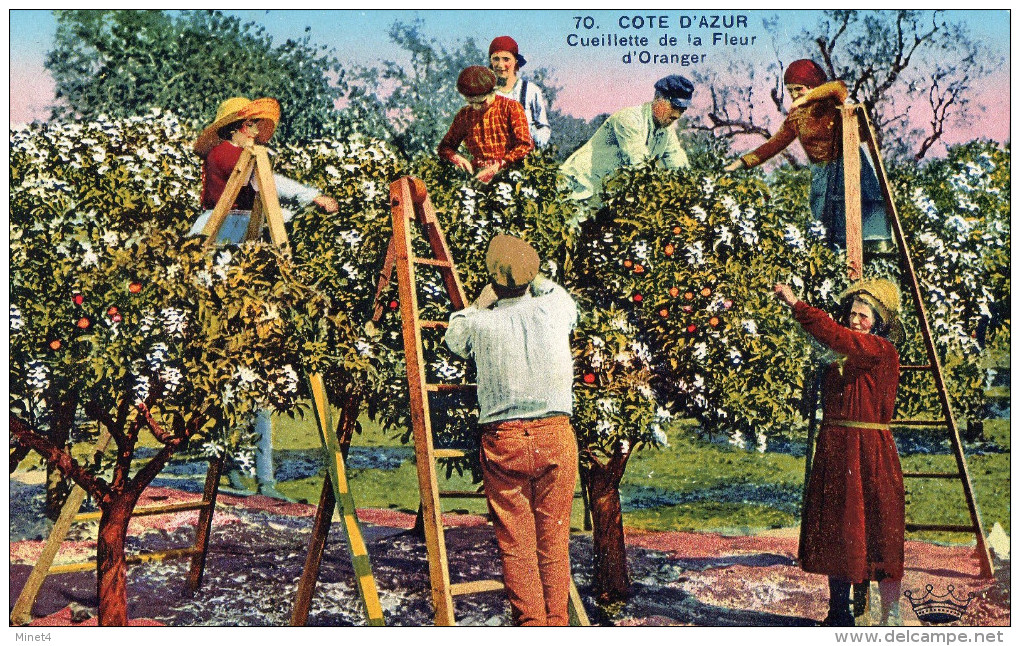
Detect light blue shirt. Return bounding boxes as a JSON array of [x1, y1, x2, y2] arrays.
[[559, 101, 689, 206], [445, 278, 578, 425]]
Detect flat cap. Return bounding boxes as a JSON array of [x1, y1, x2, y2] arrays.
[[486, 234, 540, 288], [457, 66, 497, 97], [654, 75, 695, 109]]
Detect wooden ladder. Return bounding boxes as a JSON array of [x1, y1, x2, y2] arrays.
[[206, 145, 385, 624], [371, 176, 590, 626], [805, 105, 993, 579], [10, 431, 224, 625]]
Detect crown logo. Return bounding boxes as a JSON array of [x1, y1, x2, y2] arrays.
[[904, 584, 975, 625]]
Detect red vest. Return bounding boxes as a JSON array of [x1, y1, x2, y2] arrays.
[[200, 141, 256, 210]]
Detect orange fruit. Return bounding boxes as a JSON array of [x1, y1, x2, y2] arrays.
[[668, 287, 679, 298], [701, 287, 712, 297], [659, 309, 669, 318], [633, 264, 644, 274], [672, 226, 682, 234], [128, 282, 142, 294], [76, 317, 91, 329], [48, 339, 62, 350], [709, 316, 720, 327], [623, 259, 633, 268], [684, 291, 694, 301], [664, 244, 675, 256]]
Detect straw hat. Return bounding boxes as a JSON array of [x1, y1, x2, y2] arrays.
[[194, 97, 280, 156], [841, 278, 903, 342]]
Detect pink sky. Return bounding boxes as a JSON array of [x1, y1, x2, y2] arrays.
[[9, 9, 1010, 153]]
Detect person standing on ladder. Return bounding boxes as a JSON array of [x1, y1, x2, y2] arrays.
[[774, 279, 905, 627], [444, 234, 579, 626], [190, 96, 339, 500], [489, 36, 551, 148], [724, 59, 893, 253]]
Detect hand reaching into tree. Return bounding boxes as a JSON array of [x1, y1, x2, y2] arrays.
[[474, 161, 502, 184], [774, 283, 798, 307], [313, 195, 338, 213], [450, 154, 474, 175]]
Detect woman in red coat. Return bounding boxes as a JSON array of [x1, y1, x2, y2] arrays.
[[775, 279, 904, 626]]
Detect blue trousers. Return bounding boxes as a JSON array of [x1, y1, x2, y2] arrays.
[[810, 148, 892, 248]]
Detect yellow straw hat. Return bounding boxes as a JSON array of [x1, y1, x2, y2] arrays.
[[841, 278, 903, 342], [194, 97, 280, 156]]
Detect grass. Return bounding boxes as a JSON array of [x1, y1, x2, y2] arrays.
[[20, 401, 1007, 544], [262, 407, 1009, 543]]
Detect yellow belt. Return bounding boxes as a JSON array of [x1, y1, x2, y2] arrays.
[[825, 420, 891, 431]]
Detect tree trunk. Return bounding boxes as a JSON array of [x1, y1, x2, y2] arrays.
[[96, 493, 138, 626], [43, 391, 79, 519], [583, 445, 632, 603]]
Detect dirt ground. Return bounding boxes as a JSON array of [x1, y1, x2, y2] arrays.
[[9, 474, 1010, 627]]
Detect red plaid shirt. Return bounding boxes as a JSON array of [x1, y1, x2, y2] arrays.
[[438, 95, 534, 166]]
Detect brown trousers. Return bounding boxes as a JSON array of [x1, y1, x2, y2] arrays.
[[480, 416, 578, 626]]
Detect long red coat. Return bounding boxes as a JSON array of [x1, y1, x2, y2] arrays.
[[794, 301, 904, 582]]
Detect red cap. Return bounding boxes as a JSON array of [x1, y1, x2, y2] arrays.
[[457, 66, 497, 97]]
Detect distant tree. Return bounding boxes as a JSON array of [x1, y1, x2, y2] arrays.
[[693, 10, 995, 162], [347, 19, 566, 161], [343, 19, 485, 160], [548, 110, 601, 160], [45, 9, 346, 144]]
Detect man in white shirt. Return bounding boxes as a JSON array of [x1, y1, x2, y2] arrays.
[[445, 234, 578, 625], [489, 36, 552, 148]]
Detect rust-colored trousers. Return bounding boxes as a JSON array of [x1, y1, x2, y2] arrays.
[[480, 415, 578, 626]]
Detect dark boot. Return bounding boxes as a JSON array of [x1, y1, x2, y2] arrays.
[[821, 577, 855, 627]]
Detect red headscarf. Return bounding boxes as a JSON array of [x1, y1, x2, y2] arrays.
[[784, 59, 827, 88]]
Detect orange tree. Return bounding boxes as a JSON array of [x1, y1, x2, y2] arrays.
[[272, 139, 1009, 604], [10, 113, 362, 625]]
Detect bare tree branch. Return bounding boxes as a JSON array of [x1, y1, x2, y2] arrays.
[[137, 402, 175, 444], [10, 413, 108, 499]]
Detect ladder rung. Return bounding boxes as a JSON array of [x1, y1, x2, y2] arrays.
[[900, 365, 933, 371], [891, 419, 949, 427], [426, 383, 477, 393], [439, 490, 487, 498], [419, 320, 449, 329], [449, 579, 505, 596], [903, 471, 962, 479], [906, 523, 977, 534], [73, 500, 211, 523], [412, 256, 453, 268], [433, 449, 467, 459], [48, 547, 203, 574]]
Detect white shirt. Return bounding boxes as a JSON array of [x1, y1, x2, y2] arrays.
[[445, 278, 577, 425], [495, 76, 551, 148]]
